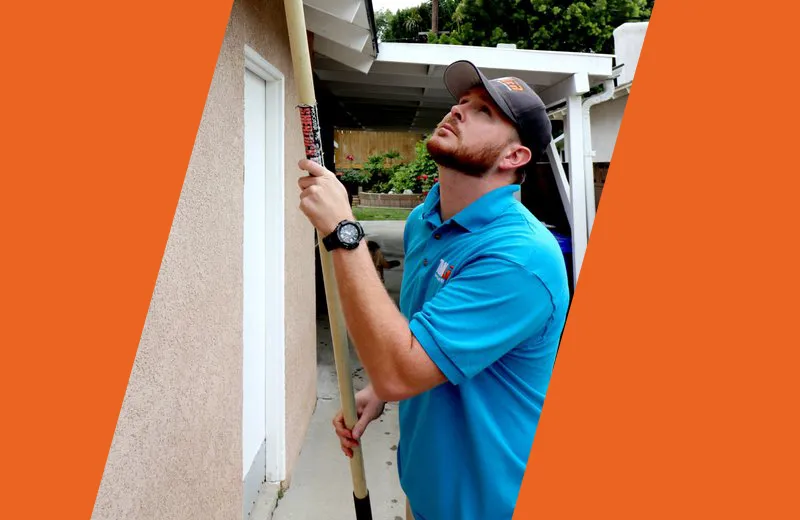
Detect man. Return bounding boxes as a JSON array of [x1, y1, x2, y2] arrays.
[[297, 60, 570, 520]]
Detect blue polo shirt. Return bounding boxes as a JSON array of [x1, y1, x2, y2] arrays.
[[396, 182, 569, 520]]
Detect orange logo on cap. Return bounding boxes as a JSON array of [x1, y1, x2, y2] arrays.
[[497, 78, 524, 92]]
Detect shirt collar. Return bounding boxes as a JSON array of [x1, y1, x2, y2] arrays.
[[422, 182, 520, 232]]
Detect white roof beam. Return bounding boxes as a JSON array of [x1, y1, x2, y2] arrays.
[[304, 4, 370, 53], [351, 1, 371, 30], [365, 61, 432, 77], [375, 43, 613, 78], [316, 69, 444, 89], [303, 0, 360, 22], [340, 98, 452, 110], [540, 73, 590, 108], [416, 64, 441, 122], [313, 36, 374, 74], [328, 83, 422, 95], [332, 89, 453, 106]]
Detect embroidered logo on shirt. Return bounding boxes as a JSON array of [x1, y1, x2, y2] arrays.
[[434, 258, 455, 283]]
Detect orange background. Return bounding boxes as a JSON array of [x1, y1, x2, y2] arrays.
[[514, 0, 800, 518], [0, 0, 233, 517], [2, 0, 798, 517]]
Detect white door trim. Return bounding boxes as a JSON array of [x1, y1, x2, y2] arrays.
[[244, 45, 286, 484]]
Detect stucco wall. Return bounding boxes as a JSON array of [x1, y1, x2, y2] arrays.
[[91, 0, 317, 517]]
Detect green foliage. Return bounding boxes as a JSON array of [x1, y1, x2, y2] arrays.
[[388, 165, 419, 193], [429, 0, 654, 54], [376, 0, 460, 43], [389, 137, 440, 193], [360, 150, 406, 193], [338, 168, 370, 185], [340, 138, 445, 194]]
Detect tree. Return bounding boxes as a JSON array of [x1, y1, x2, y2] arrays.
[[374, 8, 393, 40], [375, 1, 460, 43], [429, 0, 654, 54]]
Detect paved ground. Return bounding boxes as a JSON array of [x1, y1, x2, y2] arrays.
[[271, 220, 408, 520]]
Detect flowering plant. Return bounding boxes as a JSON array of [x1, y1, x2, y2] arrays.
[[416, 173, 438, 191]]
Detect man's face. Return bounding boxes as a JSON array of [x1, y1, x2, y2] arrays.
[[427, 86, 520, 177]]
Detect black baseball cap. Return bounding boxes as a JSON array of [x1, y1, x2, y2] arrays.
[[442, 60, 552, 165]]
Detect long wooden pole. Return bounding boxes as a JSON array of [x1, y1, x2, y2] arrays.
[[282, 1, 372, 518]]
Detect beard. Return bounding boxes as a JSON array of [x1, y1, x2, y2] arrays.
[[426, 125, 506, 177]]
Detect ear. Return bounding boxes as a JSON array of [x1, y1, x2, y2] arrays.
[[498, 143, 532, 173]]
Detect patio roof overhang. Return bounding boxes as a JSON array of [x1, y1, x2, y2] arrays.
[[299, 1, 615, 131], [299, 0, 619, 288], [301, 0, 378, 70], [312, 42, 615, 131]]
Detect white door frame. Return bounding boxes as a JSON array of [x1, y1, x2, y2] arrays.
[[243, 44, 286, 502]]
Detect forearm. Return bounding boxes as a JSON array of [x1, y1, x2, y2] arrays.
[[295, 158, 439, 399], [329, 242, 412, 399]]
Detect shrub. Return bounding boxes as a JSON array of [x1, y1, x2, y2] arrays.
[[388, 137, 439, 193], [338, 168, 370, 185], [388, 165, 418, 193], [361, 150, 405, 193]]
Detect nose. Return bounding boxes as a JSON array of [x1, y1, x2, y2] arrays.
[[449, 103, 464, 122]]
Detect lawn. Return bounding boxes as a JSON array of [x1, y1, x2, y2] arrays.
[[353, 206, 412, 221]]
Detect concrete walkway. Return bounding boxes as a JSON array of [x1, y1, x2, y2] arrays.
[[271, 220, 408, 520]]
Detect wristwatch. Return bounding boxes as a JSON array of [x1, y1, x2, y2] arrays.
[[322, 220, 365, 251]]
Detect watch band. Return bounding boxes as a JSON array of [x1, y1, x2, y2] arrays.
[[321, 228, 339, 251]]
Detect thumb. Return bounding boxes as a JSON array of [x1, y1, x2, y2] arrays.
[[351, 414, 371, 440]]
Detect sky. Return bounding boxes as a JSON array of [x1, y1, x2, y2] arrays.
[[372, 0, 425, 13]]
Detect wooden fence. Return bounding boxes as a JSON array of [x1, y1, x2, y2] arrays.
[[334, 129, 424, 169]]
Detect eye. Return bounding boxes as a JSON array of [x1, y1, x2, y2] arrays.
[[479, 105, 491, 115]]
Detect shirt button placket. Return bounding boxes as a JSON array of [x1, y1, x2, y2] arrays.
[[424, 228, 444, 267]]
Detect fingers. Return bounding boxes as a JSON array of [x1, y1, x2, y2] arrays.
[[296, 156, 334, 191], [297, 174, 319, 190], [332, 411, 351, 438], [332, 412, 359, 451], [299, 184, 319, 199], [298, 158, 333, 178]]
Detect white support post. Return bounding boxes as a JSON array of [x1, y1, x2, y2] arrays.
[[565, 94, 588, 288], [581, 79, 615, 236], [546, 140, 572, 229], [583, 111, 597, 235]]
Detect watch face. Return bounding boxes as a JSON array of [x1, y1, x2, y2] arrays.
[[338, 223, 360, 244]]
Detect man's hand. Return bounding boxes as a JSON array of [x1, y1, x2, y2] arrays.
[[297, 159, 354, 236], [332, 385, 386, 458]]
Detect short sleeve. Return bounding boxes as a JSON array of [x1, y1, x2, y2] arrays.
[[409, 257, 555, 385]]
